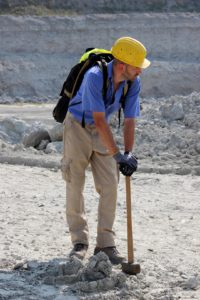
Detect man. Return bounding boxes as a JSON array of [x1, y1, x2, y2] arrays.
[[61, 37, 150, 264]]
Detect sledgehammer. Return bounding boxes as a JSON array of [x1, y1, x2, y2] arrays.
[[122, 176, 140, 275]]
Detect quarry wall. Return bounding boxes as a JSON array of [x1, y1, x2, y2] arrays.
[[0, 0, 200, 13], [0, 13, 200, 100]]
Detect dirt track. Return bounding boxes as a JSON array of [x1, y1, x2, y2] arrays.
[[0, 163, 199, 299]]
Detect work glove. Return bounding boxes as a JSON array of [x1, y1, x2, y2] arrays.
[[113, 152, 138, 176], [124, 151, 138, 169], [121, 151, 138, 175]]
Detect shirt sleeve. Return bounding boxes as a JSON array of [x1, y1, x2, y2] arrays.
[[123, 76, 141, 118], [82, 68, 106, 113]]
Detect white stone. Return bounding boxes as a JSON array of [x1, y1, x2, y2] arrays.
[[45, 141, 63, 154], [48, 123, 63, 142], [0, 117, 31, 144]]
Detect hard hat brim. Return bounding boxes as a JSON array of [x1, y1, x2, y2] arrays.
[[140, 58, 151, 69]]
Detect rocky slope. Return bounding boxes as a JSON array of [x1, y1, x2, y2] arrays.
[[0, 0, 200, 13], [0, 91, 199, 175], [1, 165, 200, 300], [0, 13, 200, 101]]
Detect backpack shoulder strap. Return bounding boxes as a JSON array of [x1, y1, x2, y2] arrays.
[[118, 80, 132, 128], [72, 53, 111, 100], [81, 58, 109, 128], [96, 59, 109, 100], [71, 60, 91, 98]]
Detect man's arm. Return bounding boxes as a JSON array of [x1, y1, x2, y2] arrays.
[[93, 112, 119, 155], [124, 118, 136, 152], [93, 112, 138, 176]]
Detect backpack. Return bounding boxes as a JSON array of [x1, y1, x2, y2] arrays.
[[52, 48, 131, 125]]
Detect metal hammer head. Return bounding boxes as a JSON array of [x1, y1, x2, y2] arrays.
[[122, 261, 141, 275]]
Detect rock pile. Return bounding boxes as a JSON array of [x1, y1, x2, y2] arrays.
[[0, 92, 200, 175], [15, 252, 126, 295], [113, 92, 200, 175]]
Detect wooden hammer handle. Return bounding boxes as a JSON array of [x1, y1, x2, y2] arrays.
[[126, 176, 134, 263]]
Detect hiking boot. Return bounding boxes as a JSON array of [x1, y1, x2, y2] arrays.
[[69, 243, 88, 260], [94, 246, 125, 265]]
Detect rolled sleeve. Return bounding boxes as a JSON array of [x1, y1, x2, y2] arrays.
[[82, 70, 105, 113], [124, 77, 141, 118]]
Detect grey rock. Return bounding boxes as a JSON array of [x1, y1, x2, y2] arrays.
[[58, 257, 83, 276], [0, 131, 9, 142], [160, 102, 184, 121], [27, 260, 40, 270], [45, 141, 63, 154], [175, 167, 191, 175], [169, 133, 185, 149], [48, 123, 63, 142], [0, 95, 14, 104], [153, 143, 169, 154], [23, 129, 50, 147], [13, 262, 25, 270], [0, 138, 13, 150], [182, 275, 199, 290], [184, 113, 200, 129], [80, 252, 112, 281], [37, 139, 49, 150], [55, 274, 78, 285], [0, 117, 31, 144], [43, 276, 55, 285], [193, 167, 200, 176]]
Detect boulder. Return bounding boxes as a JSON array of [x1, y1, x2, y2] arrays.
[[48, 123, 63, 142], [0, 117, 31, 144], [37, 139, 50, 150], [160, 102, 184, 121], [23, 129, 50, 147], [45, 141, 63, 154]]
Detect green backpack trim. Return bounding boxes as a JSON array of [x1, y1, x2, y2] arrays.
[[79, 48, 112, 62]]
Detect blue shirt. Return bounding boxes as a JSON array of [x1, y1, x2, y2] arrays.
[[68, 61, 141, 124]]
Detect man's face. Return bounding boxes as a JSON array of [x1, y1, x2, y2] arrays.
[[123, 64, 142, 81]]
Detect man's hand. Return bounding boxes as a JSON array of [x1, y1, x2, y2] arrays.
[[113, 152, 138, 176], [124, 151, 138, 170], [120, 151, 138, 176]]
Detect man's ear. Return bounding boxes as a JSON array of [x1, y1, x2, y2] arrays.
[[118, 61, 126, 72]]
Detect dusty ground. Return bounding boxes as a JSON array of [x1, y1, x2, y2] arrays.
[[0, 98, 200, 299], [0, 160, 200, 299]]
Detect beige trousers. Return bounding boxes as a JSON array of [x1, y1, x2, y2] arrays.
[[61, 113, 118, 248]]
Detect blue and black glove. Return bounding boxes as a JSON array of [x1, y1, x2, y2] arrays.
[[119, 151, 138, 176], [113, 151, 138, 176]]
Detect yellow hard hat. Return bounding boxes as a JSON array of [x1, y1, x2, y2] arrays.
[[111, 37, 151, 69]]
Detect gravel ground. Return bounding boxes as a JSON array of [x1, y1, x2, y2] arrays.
[[0, 163, 199, 299]]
